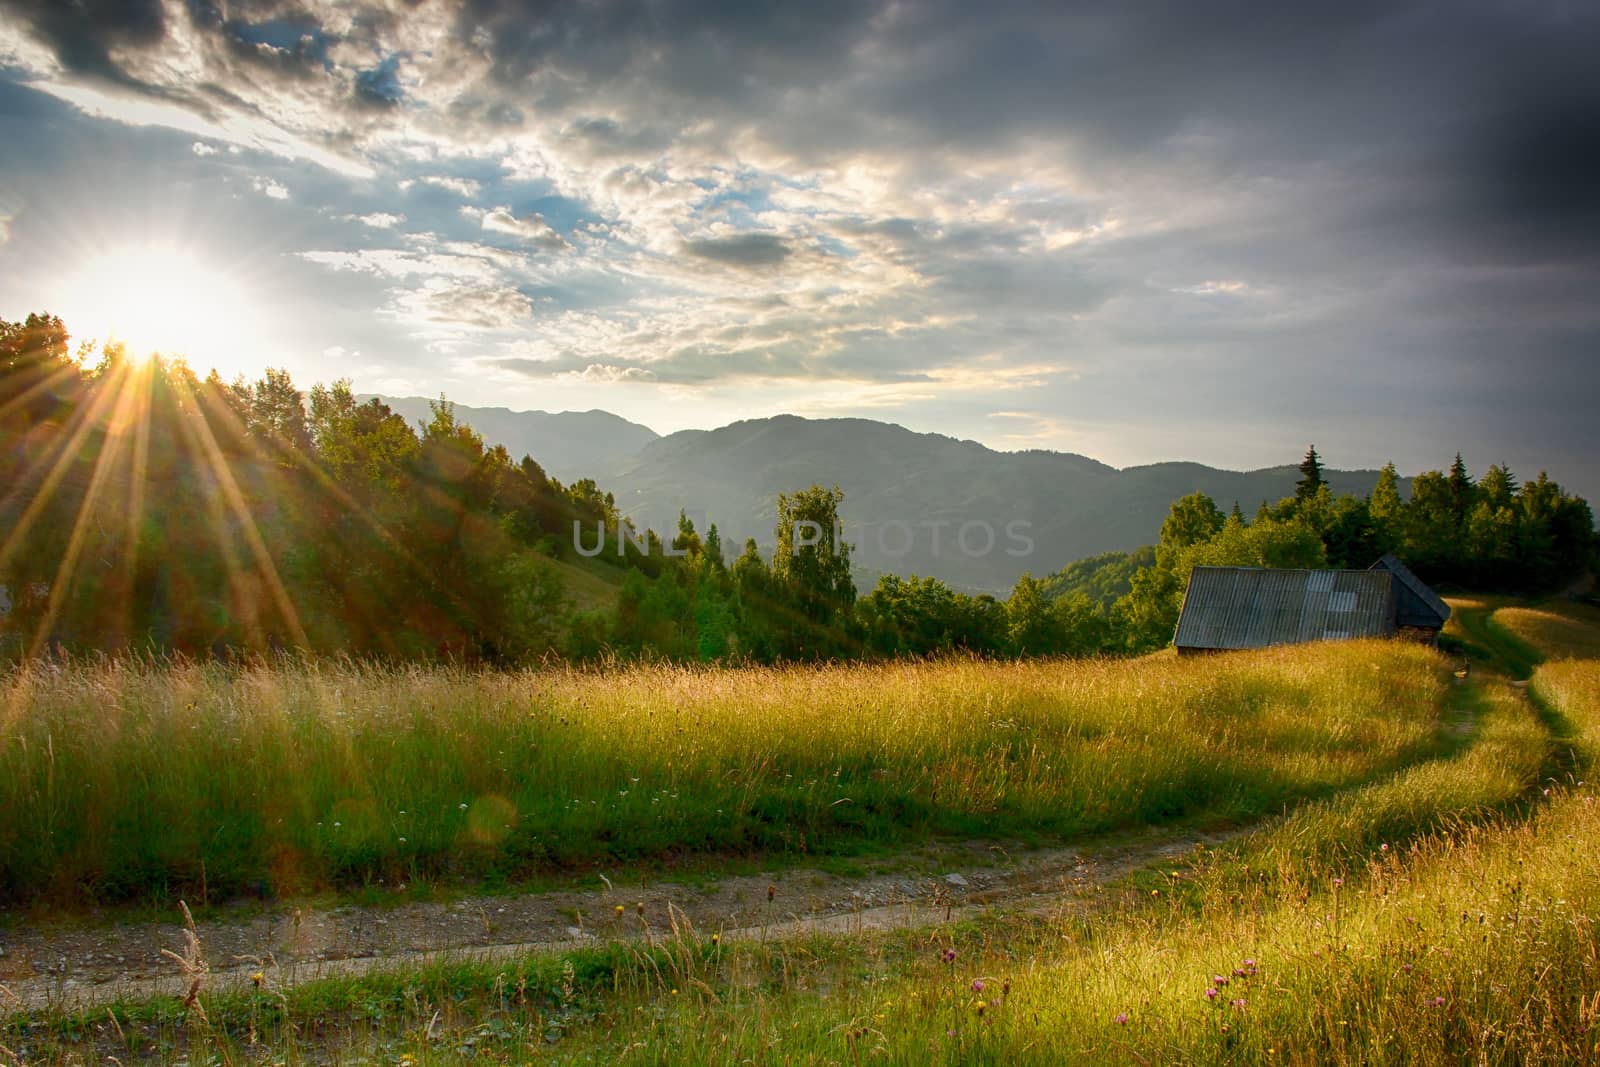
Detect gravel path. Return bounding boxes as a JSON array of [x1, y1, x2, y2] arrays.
[[0, 828, 1226, 1014]]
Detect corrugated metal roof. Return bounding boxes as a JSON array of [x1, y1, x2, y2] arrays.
[[1369, 553, 1451, 626], [1174, 566, 1397, 650]]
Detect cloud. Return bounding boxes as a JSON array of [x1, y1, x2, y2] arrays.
[[354, 211, 405, 229], [418, 175, 482, 198], [191, 141, 217, 156], [252, 176, 290, 201], [682, 232, 792, 268], [393, 279, 533, 332], [2, 0, 1596, 501], [476, 206, 570, 250]]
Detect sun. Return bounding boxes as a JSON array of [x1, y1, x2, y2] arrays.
[[59, 243, 256, 370]]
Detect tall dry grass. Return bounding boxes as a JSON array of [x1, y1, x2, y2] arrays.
[[0, 641, 1448, 903]]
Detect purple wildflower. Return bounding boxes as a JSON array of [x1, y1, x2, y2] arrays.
[[1232, 998, 1247, 1009], [971, 979, 985, 993], [1114, 1013, 1128, 1025], [942, 948, 957, 963], [1206, 988, 1219, 1000]]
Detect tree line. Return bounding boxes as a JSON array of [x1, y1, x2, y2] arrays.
[[2, 313, 1594, 663]]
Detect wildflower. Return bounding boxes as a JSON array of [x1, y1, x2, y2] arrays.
[[459, 803, 468, 811], [767, 883, 777, 903], [1380, 843, 1389, 852], [971, 979, 985, 993], [1206, 988, 1218, 1000], [251, 971, 264, 987], [1213, 975, 1229, 987], [614, 904, 626, 917], [942, 948, 957, 963], [1433, 996, 1446, 1006], [1114, 1013, 1128, 1025], [1232, 998, 1247, 1009], [398, 837, 406, 844], [711, 933, 720, 945], [975, 1000, 987, 1016], [1333, 877, 1343, 887]]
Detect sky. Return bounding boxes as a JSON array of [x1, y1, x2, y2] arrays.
[[0, 0, 1596, 500]]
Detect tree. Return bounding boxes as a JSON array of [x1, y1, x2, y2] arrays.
[[704, 523, 725, 570], [1295, 445, 1325, 502], [772, 484, 855, 622], [1368, 461, 1405, 556], [1006, 572, 1058, 655], [1447, 452, 1475, 526], [1160, 492, 1225, 550]]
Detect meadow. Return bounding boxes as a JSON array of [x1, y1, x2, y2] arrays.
[[1, 643, 1446, 905], [5, 598, 1600, 1065]]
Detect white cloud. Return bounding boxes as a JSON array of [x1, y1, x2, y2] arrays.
[[354, 212, 405, 229], [1175, 280, 1259, 296], [252, 177, 290, 201], [419, 175, 482, 198], [477, 206, 570, 250], [191, 141, 218, 157]]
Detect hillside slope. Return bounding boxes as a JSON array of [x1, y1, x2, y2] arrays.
[[368, 396, 658, 484]]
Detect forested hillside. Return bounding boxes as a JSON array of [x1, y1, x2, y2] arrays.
[[3, 313, 1594, 665]]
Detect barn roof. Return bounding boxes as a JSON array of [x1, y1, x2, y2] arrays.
[[1369, 553, 1451, 627], [1174, 566, 1397, 651]]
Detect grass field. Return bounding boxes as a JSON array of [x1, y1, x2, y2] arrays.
[[5, 597, 1600, 1065], [0, 642, 1447, 905]]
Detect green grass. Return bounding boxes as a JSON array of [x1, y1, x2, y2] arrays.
[[0, 642, 1450, 906], [12, 608, 1600, 1065], [14, 646, 1594, 1067]]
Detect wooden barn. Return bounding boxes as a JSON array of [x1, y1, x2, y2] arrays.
[[1369, 553, 1453, 638], [1173, 561, 1449, 654]]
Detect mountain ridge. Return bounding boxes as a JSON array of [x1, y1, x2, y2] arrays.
[[367, 399, 1400, 592]]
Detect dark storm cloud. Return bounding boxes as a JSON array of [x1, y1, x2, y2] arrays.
[[682, 233, 792, 268], [3, 0, 166, 85]]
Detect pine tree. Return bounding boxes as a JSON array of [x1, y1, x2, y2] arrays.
[[1447, 452, 1475, 525], [1295, 445, 1325, 502]]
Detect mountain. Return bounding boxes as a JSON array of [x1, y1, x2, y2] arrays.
[[363, 403, 1404, 593], [595, 416, 1406, 593], [366, 396, 658, 484]]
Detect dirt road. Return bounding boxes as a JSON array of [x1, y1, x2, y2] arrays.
[[1, 827, 1223, 1014]]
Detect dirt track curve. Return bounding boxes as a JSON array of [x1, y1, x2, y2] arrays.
[[0, 828, 1228, 1014]]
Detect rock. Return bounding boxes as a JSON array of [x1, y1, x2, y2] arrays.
[[944, 873, 969, 887]]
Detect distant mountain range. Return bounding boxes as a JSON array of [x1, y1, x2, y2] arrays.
[[373, 398, 1404, 593]]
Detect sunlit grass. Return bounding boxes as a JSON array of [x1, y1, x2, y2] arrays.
[[0, 641, 1449, 905], [1496, 601, 1600, 661], [13, 617, 1600, 1065]]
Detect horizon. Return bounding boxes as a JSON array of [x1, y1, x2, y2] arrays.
[[2, 2, 1597, 503], [361, 393, 1566, 488]]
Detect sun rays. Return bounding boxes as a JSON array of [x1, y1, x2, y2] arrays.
[[0, 349, 311, 658]]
